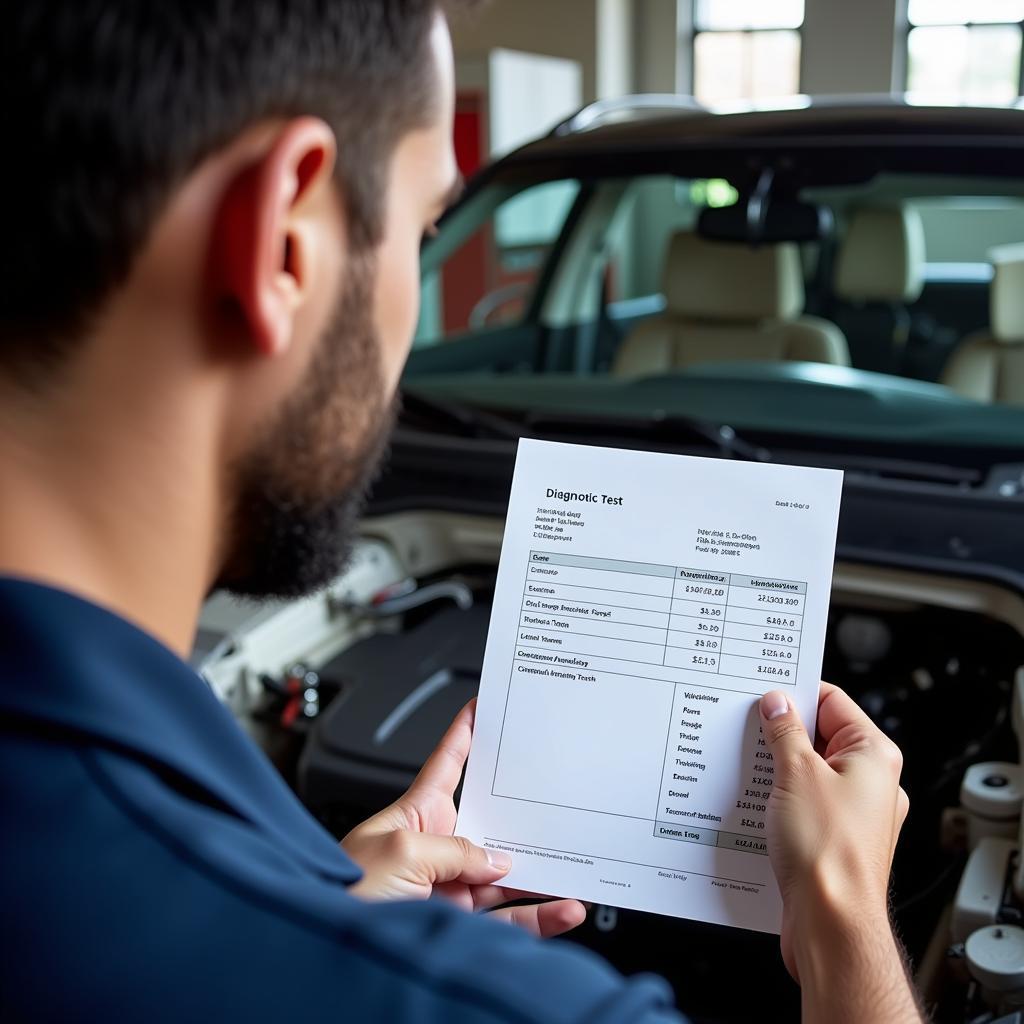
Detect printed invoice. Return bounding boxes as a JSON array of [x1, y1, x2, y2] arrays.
[[456, 439, 843, 934]]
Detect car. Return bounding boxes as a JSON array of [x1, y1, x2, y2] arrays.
[[198, 96, 1024, 1024]]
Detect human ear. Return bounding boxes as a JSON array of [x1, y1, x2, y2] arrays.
[[210, 117, 338, 356]]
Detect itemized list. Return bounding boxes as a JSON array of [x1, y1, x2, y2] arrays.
[[507, 550, 808, 857]]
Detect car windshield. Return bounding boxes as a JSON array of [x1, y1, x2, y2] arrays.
[[404, 134, 1024, 464]]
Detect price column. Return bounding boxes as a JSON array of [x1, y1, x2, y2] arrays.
[[720, 575, 805, 686], [663, 568, 731, 673], [715, 719, 773, 856]]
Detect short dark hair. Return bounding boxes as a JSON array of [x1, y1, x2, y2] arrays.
[[2, 0, 474, 379]]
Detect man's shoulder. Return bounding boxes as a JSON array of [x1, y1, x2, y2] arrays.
[[0, 728, 680, 1024]]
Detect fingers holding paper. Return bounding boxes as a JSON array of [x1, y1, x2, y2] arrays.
[[434, 879, 587, 937], [343, 700, 587, 938], [759, 682, 910, 985]]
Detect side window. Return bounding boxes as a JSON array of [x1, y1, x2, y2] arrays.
[[416, 180, 581, 348], [912, 198, 1024, 270]]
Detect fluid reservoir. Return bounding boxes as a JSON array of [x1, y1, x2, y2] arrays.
[[961, 763, 1024, 850], [966, 925, 1024, 1006]]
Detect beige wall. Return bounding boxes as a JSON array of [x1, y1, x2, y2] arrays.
[[669, 0, 904, 98], [801, 0, 902, 95], [597, 0, 634, 99], [450, 0, 600, 101], [633, 0, 681, 94]]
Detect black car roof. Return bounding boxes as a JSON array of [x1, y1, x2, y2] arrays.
[[505, 96, 1024, 164]]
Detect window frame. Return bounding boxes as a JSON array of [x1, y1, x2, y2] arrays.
[[901, 1, 1024, 99], [687, 0, 805, 101], [413, 178, 593, 349]]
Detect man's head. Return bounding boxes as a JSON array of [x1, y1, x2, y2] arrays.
[[2, 2, 468, 601]]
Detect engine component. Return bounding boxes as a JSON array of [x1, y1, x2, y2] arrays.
[[962, 764, 1024, 850], [297, 602, 490, 818], [953, 838, 1017, 944], [835, 613, 892, 668], [966, 925, 1024, 1002], [332, 577, 475, 618]]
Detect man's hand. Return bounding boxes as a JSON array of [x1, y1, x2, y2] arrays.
[[342, 700, 586, 939], [759, 683, 923, 1023]]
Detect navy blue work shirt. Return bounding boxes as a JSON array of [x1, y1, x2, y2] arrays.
[[0, 578, 685, 1022]]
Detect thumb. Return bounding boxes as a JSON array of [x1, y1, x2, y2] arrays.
[[406, 832, 512, 887], [759, 691, 815, 771]]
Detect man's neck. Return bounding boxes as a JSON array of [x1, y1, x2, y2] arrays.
[[0, 381, 223, 659]]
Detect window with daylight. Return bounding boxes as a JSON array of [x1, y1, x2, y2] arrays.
[[691, 0, 804, 105], [906, 0, 1024, 103]]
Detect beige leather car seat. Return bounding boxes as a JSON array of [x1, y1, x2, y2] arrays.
[[942, 252, 1024, 405], [832, 206, 926, 375], [612, 231, 849, 378]]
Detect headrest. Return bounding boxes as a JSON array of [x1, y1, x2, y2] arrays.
[[990, 246, 1024, 344], [834, 206, 925, 303], [662, 232, 804, 322]]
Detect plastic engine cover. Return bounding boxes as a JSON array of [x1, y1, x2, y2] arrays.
[[297, 603, 490, 816]]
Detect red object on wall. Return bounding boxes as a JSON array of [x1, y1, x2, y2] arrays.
[[443, 90, 489, 335], [453, 91, 484, 178]]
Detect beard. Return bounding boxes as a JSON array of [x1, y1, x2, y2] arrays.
[[215, 253, 398, 600]]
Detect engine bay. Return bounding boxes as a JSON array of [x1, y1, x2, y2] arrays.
[[199, 511, 1024, 1024]]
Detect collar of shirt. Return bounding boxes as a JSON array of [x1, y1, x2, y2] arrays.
[[0, 576, 361, 885]]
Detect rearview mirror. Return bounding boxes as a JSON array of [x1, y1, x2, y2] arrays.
[[698, 200, 834, 244]]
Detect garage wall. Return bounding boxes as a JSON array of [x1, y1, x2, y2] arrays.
[[627, 0, 905, 100], [667, 0, 904, 98], [449, 0, 600, 102], [633, 0, 683, 94], [597, 0, 633, 99], [450, 0, 909, 141], [801, 0, 903, 95]]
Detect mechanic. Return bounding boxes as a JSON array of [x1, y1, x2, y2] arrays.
[[0, 3, 923, 1022]]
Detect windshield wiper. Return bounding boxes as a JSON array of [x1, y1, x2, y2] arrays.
[[401, 390, 1011, 491], [523, 409, 771, 462], [400, 389, 765, 459], [835, 454, 982, 487], [400, 389, 525, 442]]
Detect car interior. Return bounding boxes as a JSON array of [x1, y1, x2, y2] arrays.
[[829, 204, 924, 375], [942, 252, 1024, 404], [409, 170, 1024, 410], [610, 230, 850, 377]]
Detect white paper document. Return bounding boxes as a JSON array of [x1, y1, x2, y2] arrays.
[[457, 439, 843, 934]]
